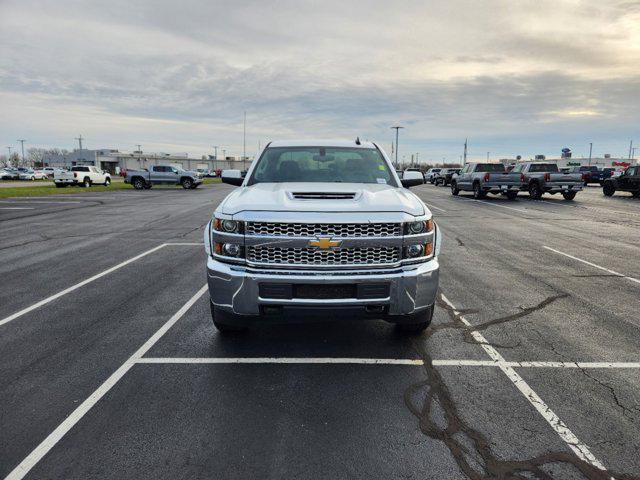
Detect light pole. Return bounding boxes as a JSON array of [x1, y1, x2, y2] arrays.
[[588, 142, 593, 165], [390, 126, 404, 164], [212, 146, 219, 160], [243, 111, 247, 170], [17, 139, 26, 165], [136, 144, 142, 153]]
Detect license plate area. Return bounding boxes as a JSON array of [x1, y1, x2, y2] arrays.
[[259, 283, 390, 300]]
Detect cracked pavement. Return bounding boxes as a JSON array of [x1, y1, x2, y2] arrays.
[[0, 183, 639, 479]]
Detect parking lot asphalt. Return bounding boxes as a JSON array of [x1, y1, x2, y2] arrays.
[[1, 184, 638, 479]]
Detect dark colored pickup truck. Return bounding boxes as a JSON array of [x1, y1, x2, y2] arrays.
[[602, 166, 640, 198], [451, 163, 521, 199], [568, 166, 600, 185]]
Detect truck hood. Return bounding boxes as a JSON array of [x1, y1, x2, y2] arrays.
[[219, 183, 425, 216]]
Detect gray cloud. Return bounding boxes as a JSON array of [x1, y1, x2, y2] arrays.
[[0, 0, 638, 160]]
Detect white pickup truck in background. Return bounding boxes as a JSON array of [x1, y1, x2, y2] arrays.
[[53, 166, 111, 188]]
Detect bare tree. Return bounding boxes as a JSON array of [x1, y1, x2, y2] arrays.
[[27, 148, 46, 168]]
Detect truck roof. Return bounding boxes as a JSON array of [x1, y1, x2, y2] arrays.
[[267, 139, 377, 149]]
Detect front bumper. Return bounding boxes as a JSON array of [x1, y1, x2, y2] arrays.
[[207, 257, 439, 320]]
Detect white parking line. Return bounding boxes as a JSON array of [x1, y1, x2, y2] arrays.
[[543, 246, 640, 285], [0, 243, 201, 328], [423, 202, 447, 213], [138, 357, 424, 365], [0, 207, 34, 210], [136, 358, 640, 368], [440, 294, 609, 473], [4, 284, 209, 480]]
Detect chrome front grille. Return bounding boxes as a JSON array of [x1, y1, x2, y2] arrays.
[[245, 222, 401, 237], [247, 246, 401, 266]]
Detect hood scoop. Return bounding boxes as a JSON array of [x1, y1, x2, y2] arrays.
[[289, 191, 359, 200]]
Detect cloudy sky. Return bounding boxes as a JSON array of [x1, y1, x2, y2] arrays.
[[1, 0, 639, 163]]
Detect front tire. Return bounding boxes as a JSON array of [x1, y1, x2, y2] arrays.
[[528, 182, 542, 199], [602, 182, 615, 197], [181, 178, 193, 189], [133, 178, 146, 190], [450, 181, 459, 196], [505, 191, 518, 200], [210, 301, 247, 334], [473, 182, 485, 199], [395, 305, 434, 334], [562, 191, 577, 200], [103, 177, 111, 186]]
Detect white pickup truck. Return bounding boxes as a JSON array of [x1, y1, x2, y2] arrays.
[[204, 139, 441, 334], [54, 166, 111, 188]]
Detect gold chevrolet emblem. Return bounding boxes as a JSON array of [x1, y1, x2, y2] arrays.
[[308, 237, 342, 250]]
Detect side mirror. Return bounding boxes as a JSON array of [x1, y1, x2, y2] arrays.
[[221, 169, 245, 186], [401, 170, 423, 188]]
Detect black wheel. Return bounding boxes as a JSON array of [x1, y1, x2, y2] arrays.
[[103, 177, 111, 186], [210, 301, 247, 334], [181, 178, 193, 189], [632, 191, 640, 198], [562, 191, 577, 200], [133, 177, 146, 190], [396, 305, 434, 334], [528, 182, 542, 199], [473, 182, 485, 199], [505, 191, 518, 200], [450, 181, 459, 196], [602, 182, 615, 197], [82, 177, 91, 188]]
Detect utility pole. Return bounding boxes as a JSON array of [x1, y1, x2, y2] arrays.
[[629, 140, 634, 160], [632, 147, 637, 159], [588, 142, 593, 165], [212, 146, 219, 159], [415, 152, 419, 165], [75, 134, 84, 151], [463, 138, 468, 165], [136, 144, 142, 153], [243, 111, 247, 170], [17, 139, 26, 165], [390, 126, 404, 164]]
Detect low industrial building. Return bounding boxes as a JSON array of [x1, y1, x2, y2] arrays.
[[41, 149, 251, 174]]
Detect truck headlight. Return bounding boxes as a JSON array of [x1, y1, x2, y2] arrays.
[[214, 242, 244, 258], [222, 243, 241, 257], [405, 219, 433, 235], [404, 242, 433, 259], [213, 217, 244, 233]]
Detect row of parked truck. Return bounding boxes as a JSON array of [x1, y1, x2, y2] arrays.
[[443, 162, 640, 200]]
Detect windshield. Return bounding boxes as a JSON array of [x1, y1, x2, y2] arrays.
[[476, 164, 506, 172], [248, 146, 396, 186]]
